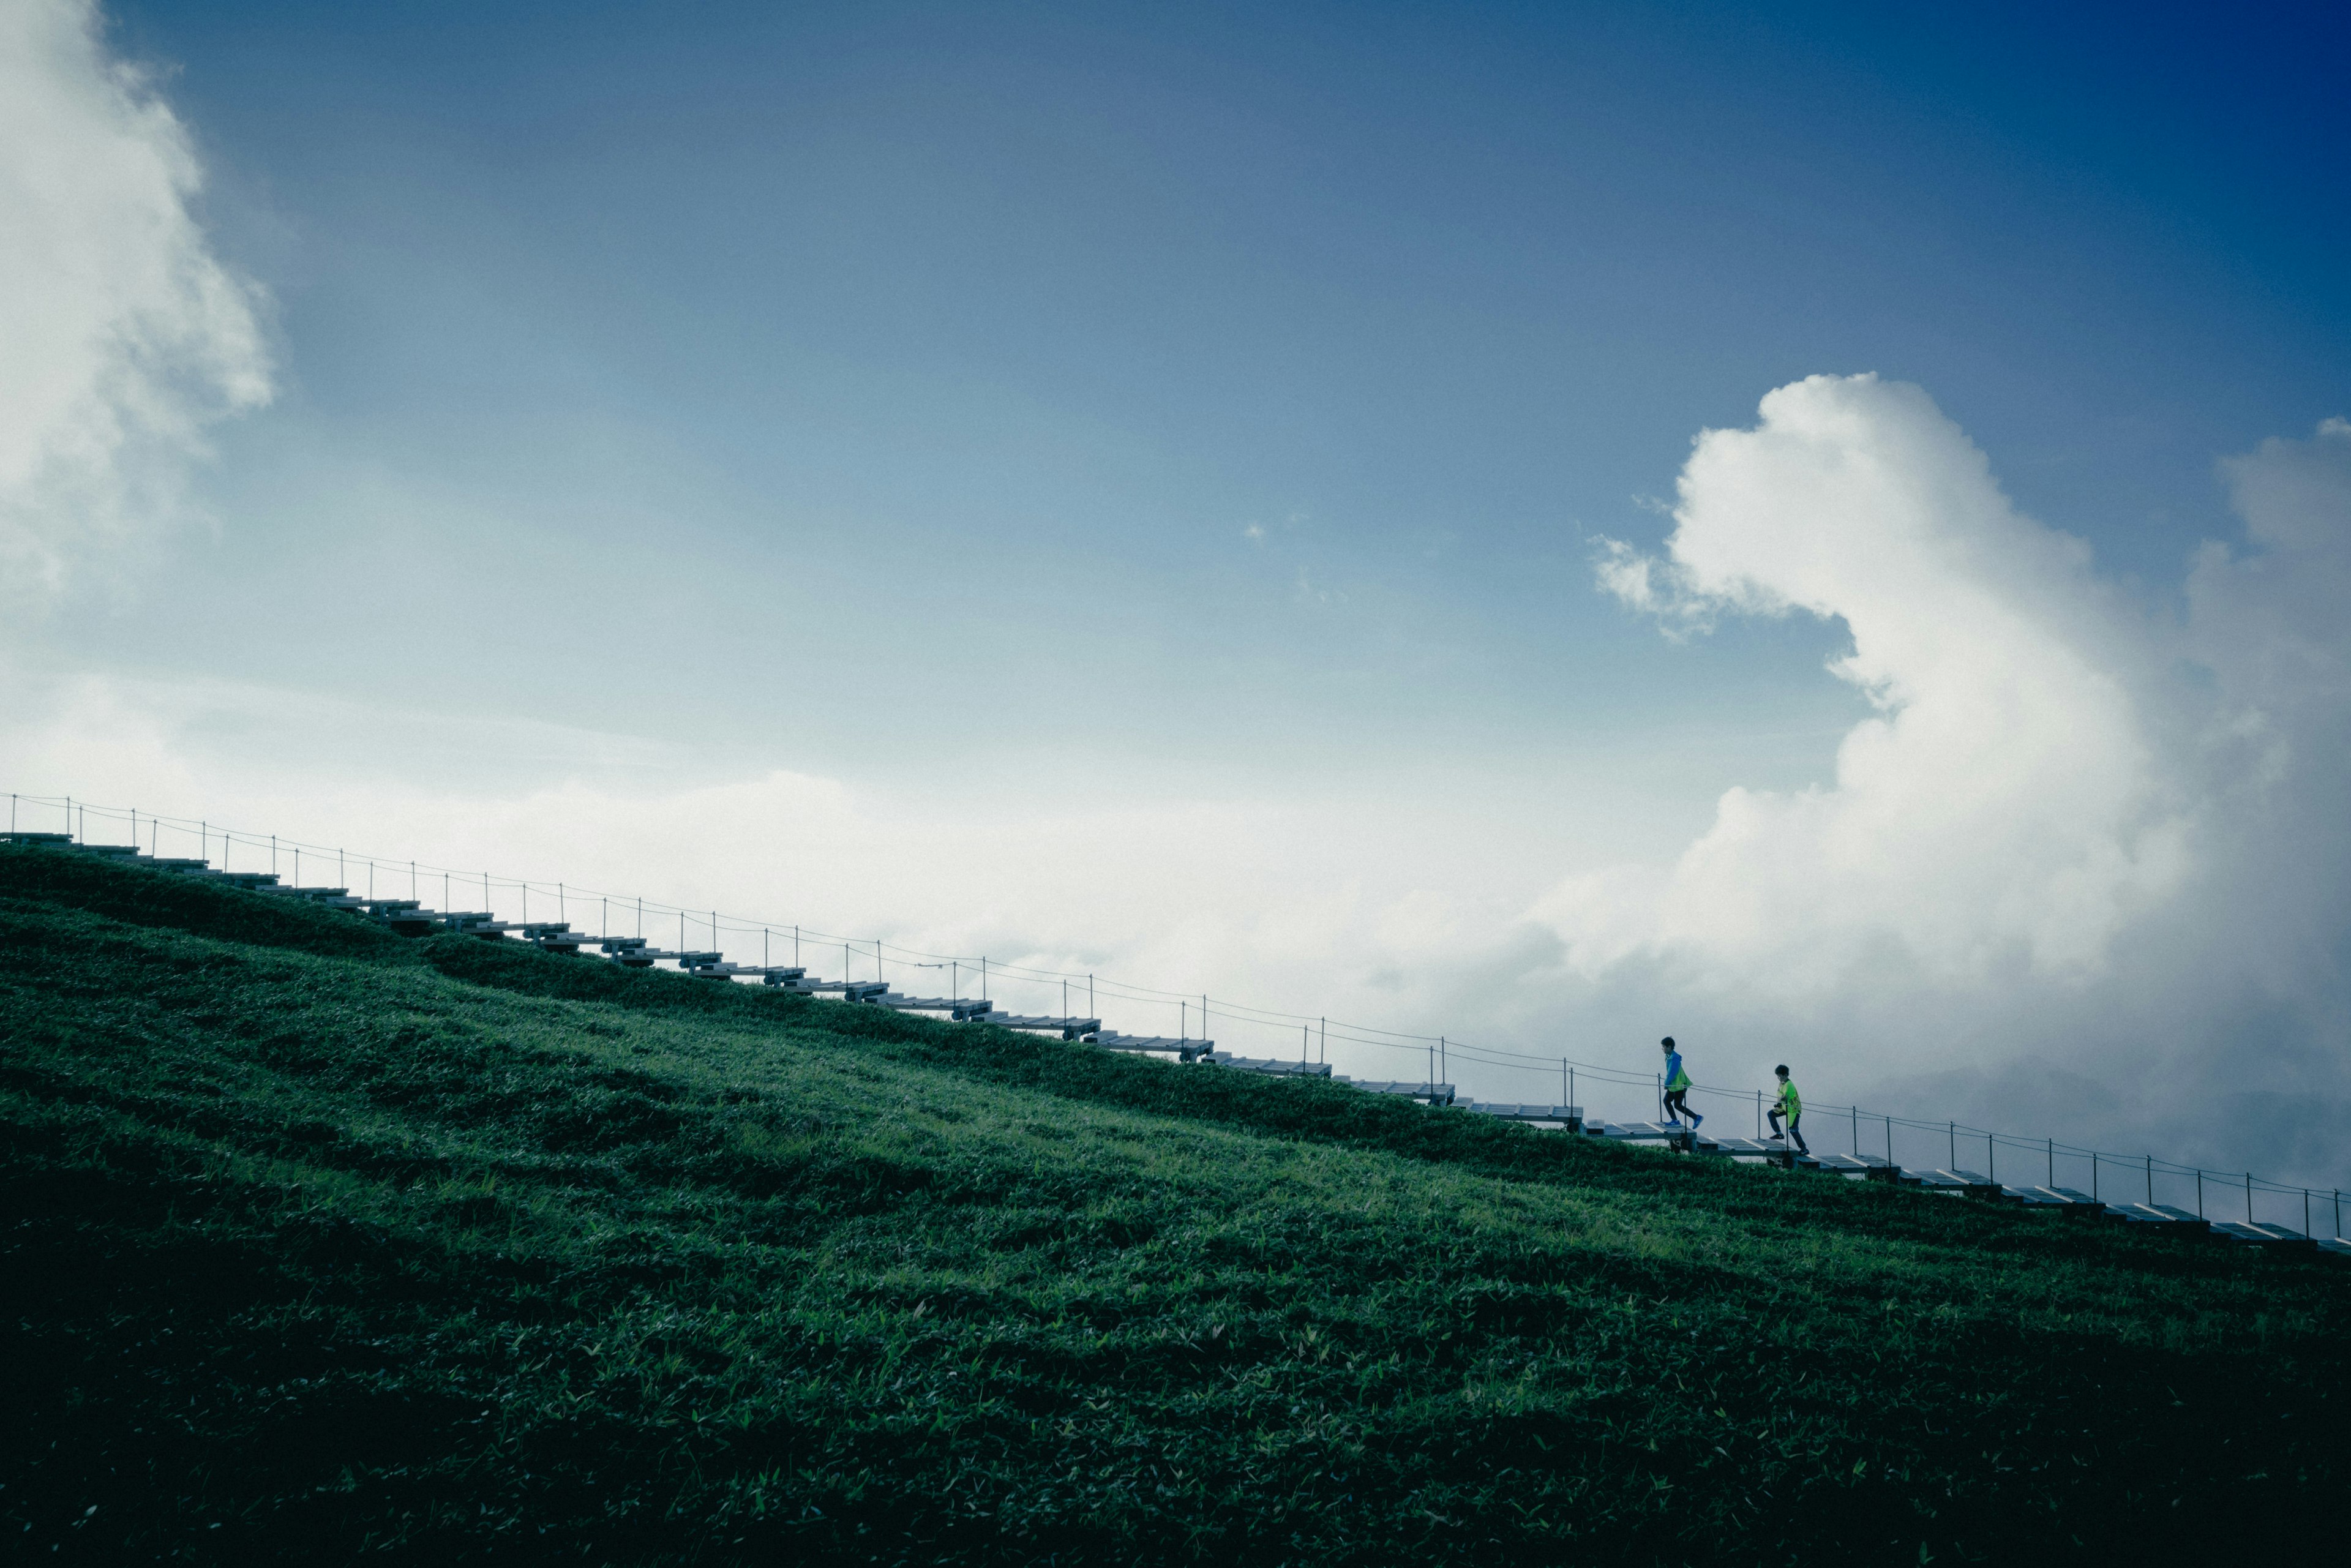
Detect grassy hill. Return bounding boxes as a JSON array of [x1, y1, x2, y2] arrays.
[[2, 842, 2345, 1564]]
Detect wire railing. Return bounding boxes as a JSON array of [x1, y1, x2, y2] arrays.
[[9, 788, 2345, 1238]]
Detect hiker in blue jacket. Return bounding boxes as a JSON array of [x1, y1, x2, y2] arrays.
[[1659, 1037, 1701, 1128]]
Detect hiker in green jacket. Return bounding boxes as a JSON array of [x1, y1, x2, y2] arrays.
[[1766, 1064, 1807, 1154]]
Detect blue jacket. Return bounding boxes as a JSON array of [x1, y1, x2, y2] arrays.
[[1663, 1051, 1690, 1092]]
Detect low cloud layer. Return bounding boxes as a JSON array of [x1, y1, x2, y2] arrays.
[[1565, 377, 2351, 1179], [0, 0, 269, 601]]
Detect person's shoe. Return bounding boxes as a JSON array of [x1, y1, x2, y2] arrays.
[[1663, 1116, 1682, 1125], [1690, 1113, 1705, 1128], [1766, 1133, 1784, 1142]]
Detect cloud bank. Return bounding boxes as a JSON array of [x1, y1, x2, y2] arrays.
[[0, 0, 269, 601], [1559, 377, 2351, 1178]]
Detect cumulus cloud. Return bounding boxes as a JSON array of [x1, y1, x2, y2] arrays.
[[1562, 375, 2189, 986], [0, 0, 269, 601], [1556, 378, 2351, 1179], [2177, 418, 2351, 990]]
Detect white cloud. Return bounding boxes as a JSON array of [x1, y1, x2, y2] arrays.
[[1589, 535, 1686, 626], [1545, 378, 2351, 1180], [2177, 416, 2351, 988], [0, 0, 269, 601], [1562, 374, 2189, 987]]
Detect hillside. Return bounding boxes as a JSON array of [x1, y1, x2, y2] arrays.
[[2, 842, 2345, 1564]]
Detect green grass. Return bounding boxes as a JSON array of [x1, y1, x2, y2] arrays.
[[2, 843, 2345, 1564]]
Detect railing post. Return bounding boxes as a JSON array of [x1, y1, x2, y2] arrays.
[[2195, 1168, 2202, 1217], [2246, 1171, 2253, 1223], [2046, 1137, 2053, 1187], [1948, 1122, 1955, 1170], [2146, 1155, 2153, 1206]]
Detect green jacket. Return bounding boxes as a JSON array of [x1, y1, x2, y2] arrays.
[[1776, 1080, 1801, 1118]]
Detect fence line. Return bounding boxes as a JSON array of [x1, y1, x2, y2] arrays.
[[9, 789, 2344, 1232]]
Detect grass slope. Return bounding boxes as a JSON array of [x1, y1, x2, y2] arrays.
[[2, 844, 2345, 1564]]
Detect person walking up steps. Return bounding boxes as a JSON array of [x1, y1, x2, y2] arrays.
[[1659, 1037, 1701, 1129], [1766, 1064, 1806, 1154]]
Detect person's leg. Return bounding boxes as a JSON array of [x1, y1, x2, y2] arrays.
[[1789, 1116, 1809, 1155], [1662, 1089, 1687, 1123], [1766, 1108, 1785, 1139]]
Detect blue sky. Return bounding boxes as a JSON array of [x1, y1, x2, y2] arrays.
[[8, 0, 2350, 1176], [66, 0, 2348, 782]]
